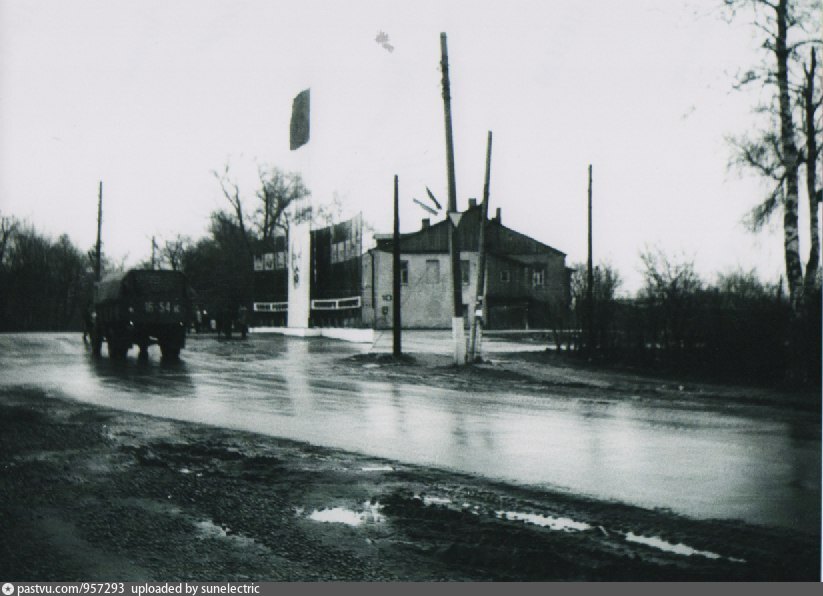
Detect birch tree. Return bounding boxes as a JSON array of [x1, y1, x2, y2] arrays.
[[801, 48, 821, 292], [725, 0, 822, 311]]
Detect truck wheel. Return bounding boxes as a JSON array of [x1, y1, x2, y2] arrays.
[[91, 329, 103, 357], [160, 343, 180, 361], [108, 338, 129, 360]]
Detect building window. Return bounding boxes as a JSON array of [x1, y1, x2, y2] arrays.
[[254, 251, 286, 271], [274, 251, 286, 270], [400, 260, 409, 285], [331, 240, 357, 264], [500, 270, 510, 283], [461, 260, 470, 285], [532, 268, 545, 288], [425, 260, 440, 284]]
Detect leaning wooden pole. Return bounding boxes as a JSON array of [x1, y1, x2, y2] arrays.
[[392, 175, 402, 357], [469, 131, 492, 362], [95, 181, 103, 282], [586, 165, 594, 353], [440, 32, 465, 365]]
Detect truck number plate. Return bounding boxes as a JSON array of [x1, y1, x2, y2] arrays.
[[144, 301, 181, 314]]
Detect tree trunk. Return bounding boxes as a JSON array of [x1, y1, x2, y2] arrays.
[[804, 48, 820, 294], [775, 0, 804, 311]]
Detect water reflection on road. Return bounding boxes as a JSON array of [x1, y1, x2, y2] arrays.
[[1, 332, 819, 532]]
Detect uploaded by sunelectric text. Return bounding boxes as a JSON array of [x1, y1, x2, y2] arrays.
[[132, 585, 259, 596]]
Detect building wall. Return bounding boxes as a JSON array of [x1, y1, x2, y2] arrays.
[[486, 255, 529, 298], [364, 250, 480, 329], [364, 247, 571, 330], [361, 252, 376, 327], [488, 252, 569, 306]]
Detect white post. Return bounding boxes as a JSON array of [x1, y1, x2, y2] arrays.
[[452, 316, 466, 364], [287, 214, 311, 328]]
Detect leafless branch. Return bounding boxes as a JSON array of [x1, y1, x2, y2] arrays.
[[212, 165, 251, 255], [745, 179, 785, 231]]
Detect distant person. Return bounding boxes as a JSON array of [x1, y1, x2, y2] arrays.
[[82, 308, 94, 345], [217, 307, 232, 339], [238, 306, 248, 339]]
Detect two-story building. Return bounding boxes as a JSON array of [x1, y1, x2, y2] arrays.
[[362, 201, 571, 330]]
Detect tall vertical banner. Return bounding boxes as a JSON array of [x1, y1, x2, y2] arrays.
[[290, 89, 310, 151], [288, 88, 311, 328]]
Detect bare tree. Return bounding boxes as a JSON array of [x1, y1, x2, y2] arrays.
[[159, 235, 190, 271], [213, 163, 312, 250], [570, 261, 622, 352], [716, 268, 780, 301], [213, 164, 254, 257], [0, 213, 19, 267], [311, 191, 344, 229], [255, 165, 311, 244], [639, 249, 703, 352], [725, 0, 822, 310]]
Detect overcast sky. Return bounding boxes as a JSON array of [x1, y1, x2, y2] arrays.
[[0, 0, 811, 293]]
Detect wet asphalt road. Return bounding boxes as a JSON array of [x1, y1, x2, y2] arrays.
[[0, 332, 819, 533]]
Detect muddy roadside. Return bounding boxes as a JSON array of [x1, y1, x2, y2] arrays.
[[1, 385, 817, 581], [336, 350, 821, 420]]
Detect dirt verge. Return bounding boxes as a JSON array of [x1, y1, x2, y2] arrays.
[[339, 351, 821, 418], [1, 386, 818, 581]]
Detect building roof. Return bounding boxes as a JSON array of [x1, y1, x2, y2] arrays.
[[373, 203, 566, 257]]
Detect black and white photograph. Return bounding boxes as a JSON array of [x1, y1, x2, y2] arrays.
[[0, 0, 820, 583]]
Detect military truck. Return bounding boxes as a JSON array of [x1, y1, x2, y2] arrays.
[[90, 269, 192, 360]]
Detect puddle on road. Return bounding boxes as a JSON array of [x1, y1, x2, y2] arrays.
[[408, 492, 746, 562], [624, 532, 745, 563], [496, 510, 592, 532], [121, 497, 182, 517], [412, 494, 590, 532], [361, 465, 394, 472], [196, 519, 231, 539], [195, 519, 258, 547], [307, 501, 385, 527], [417, 495, 452, 506]]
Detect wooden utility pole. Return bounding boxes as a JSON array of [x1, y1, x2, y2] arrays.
[[151, 236, 157, 270], [440, 32, 465, 365], [392, 175, 402, 357], [586, 165, 594, 353], [469, 131, 492, 362], [95, 181, 103, 282]]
